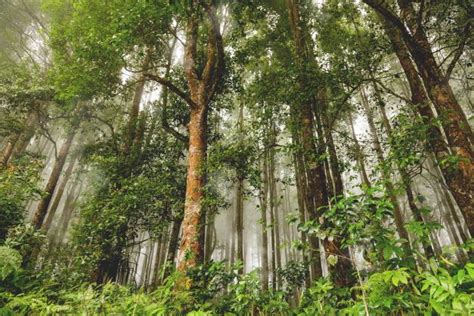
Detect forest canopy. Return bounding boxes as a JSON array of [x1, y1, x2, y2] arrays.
[[0, 0, 473, 315]]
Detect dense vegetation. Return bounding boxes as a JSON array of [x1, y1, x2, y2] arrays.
[[0, 0, 473, 314]]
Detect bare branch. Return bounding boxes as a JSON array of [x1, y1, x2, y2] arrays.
[[444, 22, 471, 80]]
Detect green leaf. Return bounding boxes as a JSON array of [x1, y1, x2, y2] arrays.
[[430, 299, 445, 315], [327, 255, 338, 266], [383, 246, 393, 260]]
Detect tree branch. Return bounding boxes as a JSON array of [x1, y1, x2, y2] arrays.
[[444, 22, 471, 80], [145, 73, 197, 108], [161, 115, 188, 144], [362, 0, 418, 50]]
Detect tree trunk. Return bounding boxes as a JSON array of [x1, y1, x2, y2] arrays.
[[1, 134, 19, 166], [9, 111, 39, 162], [54, 177, 83, 246], [175, 2, 224, 272], [286, 0, 324, 281], [124, 52, 151, 155], [43, 153, 79, 231], [176, 105, 208, 271], [366, 0, 474, 235], [293, 151, 311, 287], [236, 177, 244, 273], [268, 130, 282, 288], [348, 111, 371, 188], [166, 217, 182, 267], [321, 107, 344, 198], [260, 156, 270, 291], [32, 129, 76, 229], [204, 213, 215, 263], [374, 86, 435, 258], [360, 90, 410, 244]]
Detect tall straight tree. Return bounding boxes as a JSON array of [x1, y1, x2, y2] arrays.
[[286, 0, 354, 286], [147, 1, 225, 271]]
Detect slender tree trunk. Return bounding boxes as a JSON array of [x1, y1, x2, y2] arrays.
[[1, 134, 19, 166], [374, 86, 435, 258], [268, 123, 282, 288], [124, 52, 151, 155], [348, 112, 371, 188], [166, 217, 182, 267], [235, 103, 245, 273], [204, 213, 215, 263], [32, 129, 76, 229], [152, 239, 163, 286], [54, 178, 83, 246], [230, 222, 236, 265], [360, 90, 411, 244], [269, 186, 277, 291], [235, 178, 244, 273], [293, 151, 311, 287], [260, 156, 270, 291], [321, 107, 344, 198], [43, 153, 79, 231]]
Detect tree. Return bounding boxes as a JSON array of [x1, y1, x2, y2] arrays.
[[363, 0, 474, 236]]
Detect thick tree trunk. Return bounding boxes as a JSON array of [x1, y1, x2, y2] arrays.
[[286, 0, 322, 281], [286, 0, 355, 286], [9, 111, 39, 162], [176, 106, 208, 271], [381, 16, 474, 247], [32, 129, 76, 229], [175, 2, 224, 273]]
